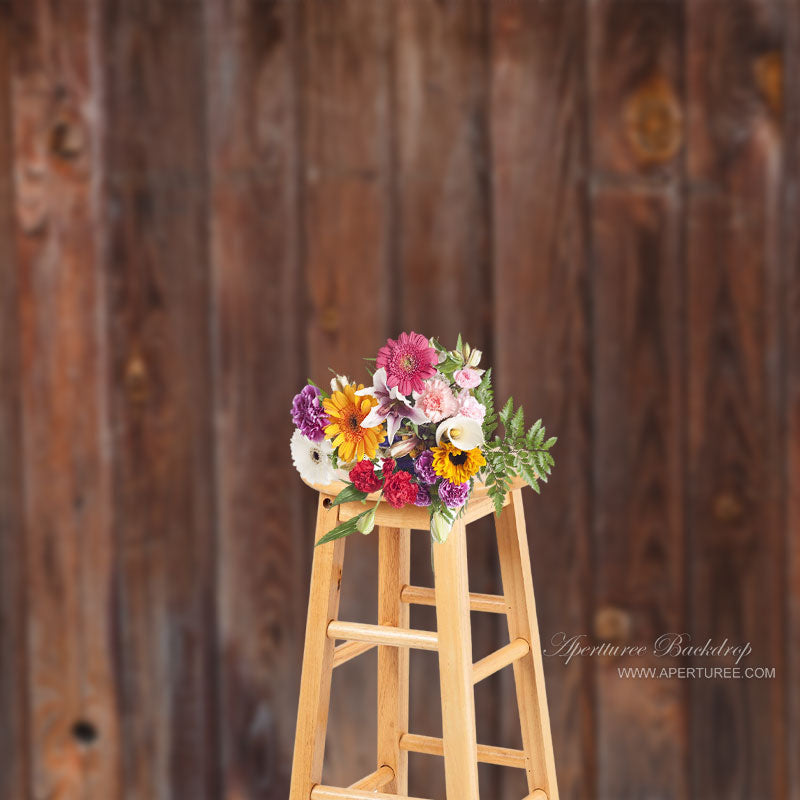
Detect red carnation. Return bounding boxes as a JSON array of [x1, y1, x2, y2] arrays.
[[383, 470, 418, 509], [381, 458, 396, 478], [349, 459, 383, 493]]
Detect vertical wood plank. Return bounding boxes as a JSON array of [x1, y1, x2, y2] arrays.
[[377, 526, 411, 795], [786, 6, 800, 798], [588, 2, 687, 797], [289, 498, 346, 800], [392, 4, 497, 794], [203, 1, 304, 796], [301, 0, 393, 786], [490, 2, 594, 798], [0, 3, 29, 798], [686, 2, 786, 797], [102, 1, 218, 796], [591, 192, 686, 799], [432, 520, 480, 800], [10, 0, 120, 797]]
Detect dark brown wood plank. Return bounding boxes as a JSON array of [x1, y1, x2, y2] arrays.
[[0, 3, 29, 799], [102, 2, 218, 797], [591, 191, 686, 800], [784, 4, 800, 798], [393, 2, 496, 796], [301, 0, 393, 788], [490, 2, 594, 798], [204, 1, 304, 797], [10, 0, 120, 796], [686, 2, 787, 797], [588, 2, 687, 798]]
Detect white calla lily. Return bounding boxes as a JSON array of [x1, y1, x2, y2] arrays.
[[435, 415, 484, 450]]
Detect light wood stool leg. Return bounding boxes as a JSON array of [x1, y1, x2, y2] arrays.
[[495, 489, 559, 800], [377, 526, 411, 793], [290, 497, 347, 800], [433, 519, 480, 800]]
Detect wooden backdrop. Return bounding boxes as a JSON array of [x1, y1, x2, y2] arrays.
[[1, 1, 798, 798]]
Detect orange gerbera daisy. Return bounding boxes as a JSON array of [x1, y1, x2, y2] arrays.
[[323, 383, 384, 462]]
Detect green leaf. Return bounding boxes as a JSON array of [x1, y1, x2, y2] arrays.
[[510, 405, 525, 438], [315, 512, 372, 546], [330, 484, 369, 507], [499, 397, 514, 425], [543, 436, 557, 449]]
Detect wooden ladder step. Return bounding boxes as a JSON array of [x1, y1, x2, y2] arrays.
[[348, 765, 394, 790], [472, 637, 530, 684], [400, 584, 507, 614], [399, 732, 527, 769], [311, 787, 432, 800], [332, 640, 376, 668], [327, 620, 438, 651], [524, 791, 548, 800]]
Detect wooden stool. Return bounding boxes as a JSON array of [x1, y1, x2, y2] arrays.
[[289, 478, 559, 800]]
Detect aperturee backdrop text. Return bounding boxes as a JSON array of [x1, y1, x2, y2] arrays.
[[290, 332, 556, 545]]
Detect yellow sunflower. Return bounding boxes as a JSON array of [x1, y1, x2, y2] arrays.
[[431, 442, 486, 484], [323, 383, 383, 462]]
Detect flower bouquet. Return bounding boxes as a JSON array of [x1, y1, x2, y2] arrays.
[[290, 332, 556, 546]]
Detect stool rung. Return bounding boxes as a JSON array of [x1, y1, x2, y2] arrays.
[[525, 791, 548, 800], [472, 637, 530, 684], [400, 584, 507, 614], [399, 732, 527, 769], [348, 765, 394, 790], [327, 620, 438, 651], [311, 787, 432, 800], [332, 640, 376, 668]]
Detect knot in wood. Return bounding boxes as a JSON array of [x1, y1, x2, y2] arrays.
[[624, 76, 682, 165], [593, 605, 632, 644], [50, 113, 86, 161], [124, 353, 149, 405], [713, 490, 744, 523]]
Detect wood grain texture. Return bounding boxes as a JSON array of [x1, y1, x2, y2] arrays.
[[591, 191, 686, 800], [490, 2, 593, 798], [204, 1, 304, 796], [377, 526, 411, 794], [432, 520, 480, 800], [393, 4, 498, 794], [785, 6, 800, 799], [102, 1, 218, 796], [495, 491, 559, 799], [11, 0, 121, 797], [589, 7, 686, 794], [0, 4, 29, 799], [289, 498, 346, 800], [686, 2, 786, 797], [301, 0, 393, 787]]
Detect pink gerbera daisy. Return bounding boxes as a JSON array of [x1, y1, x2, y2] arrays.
[[376, 331, 438, 395]]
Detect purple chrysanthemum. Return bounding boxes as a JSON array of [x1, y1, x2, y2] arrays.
[[414, 450, 437, 485], [438, 479, 470, 509], [291, 384, 329, 442], [413, 484, 431, 507]]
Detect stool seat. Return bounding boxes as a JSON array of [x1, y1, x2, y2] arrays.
[[289, 481, 559, 800], [300, 475, 527, 530]]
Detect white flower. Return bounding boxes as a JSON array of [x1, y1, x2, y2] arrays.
[[330, 374, 350, 393], [435, 415, 485, 451], [290, 429, 336, 485]]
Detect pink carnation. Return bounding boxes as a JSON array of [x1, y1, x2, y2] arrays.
[[415, 377, 458, 423], [457, 392, 486, 423], [454, 367, 482, 389]]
